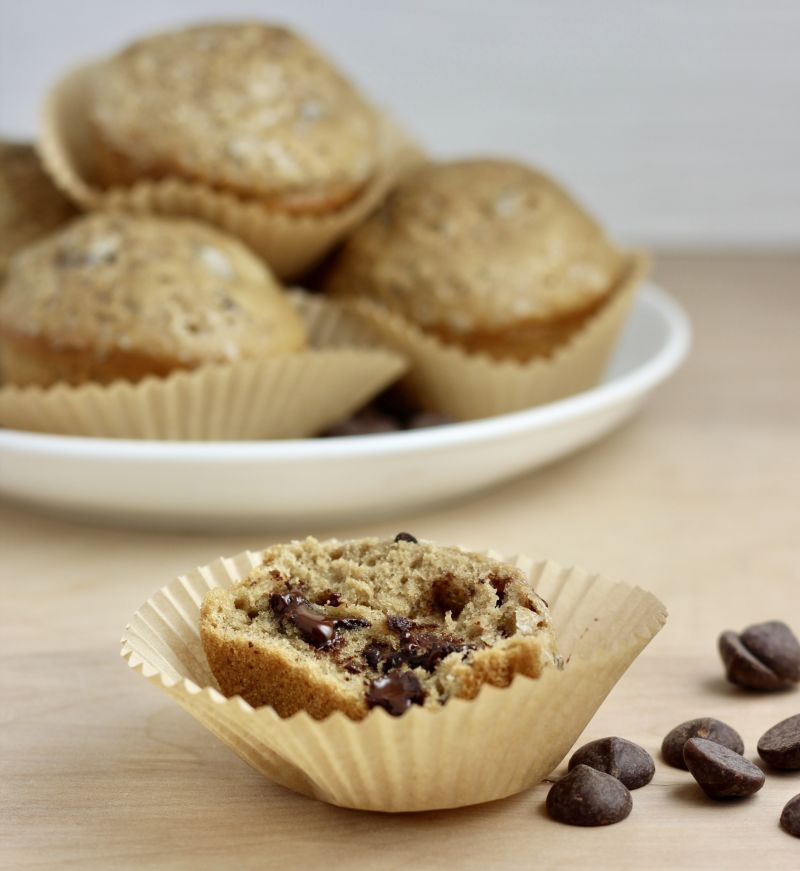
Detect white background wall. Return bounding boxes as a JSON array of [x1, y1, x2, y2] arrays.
[[1, 0, 798, 247]]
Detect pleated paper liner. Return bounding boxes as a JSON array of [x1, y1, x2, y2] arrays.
[[39, 63, 425, 280], [121, 548, 666, 812], [0, 293, 406, 440], [340, 253, 650, 421]]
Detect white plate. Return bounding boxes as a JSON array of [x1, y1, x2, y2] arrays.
[[0, 283, 690, 531]]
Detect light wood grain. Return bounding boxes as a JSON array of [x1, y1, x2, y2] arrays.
[[2, 253, 800, 869]]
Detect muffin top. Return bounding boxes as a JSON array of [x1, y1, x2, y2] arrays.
[[89, 23, 384, 202], [0, 212, 306, 364], [324, 159, 625, 334], [0, 142, 76, 274]]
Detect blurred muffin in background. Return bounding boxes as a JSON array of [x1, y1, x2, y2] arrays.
[[0, 142, 76, 278], [87, 22, 386, 215], [0, 212, 306, 387], [323, 158, 627, 361]]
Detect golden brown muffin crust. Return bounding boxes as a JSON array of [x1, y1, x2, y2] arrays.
[[200, 536, 557, 720], [89, 23, 384, 208], [324, 158, 625, 339], [0, 142, 76, 275], [0, 213, 306, 386]]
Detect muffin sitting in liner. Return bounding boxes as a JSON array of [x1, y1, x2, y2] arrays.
[[0, 212, 306, 387], [323, 157, 628, 361], [0, 141, 76, 278], [86, 22, 385, 216], [200, 535, 558, 719]]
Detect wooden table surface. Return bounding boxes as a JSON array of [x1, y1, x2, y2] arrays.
[[2, 252, 799, 869]]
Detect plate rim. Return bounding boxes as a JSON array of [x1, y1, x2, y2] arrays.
[[0, 283, 690, 463]]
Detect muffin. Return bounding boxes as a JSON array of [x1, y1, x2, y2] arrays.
[[323, 158, 627, 361], [0, 212, 306, 387], [0, 142, 76, 277], [200, 534, 558, 720], [87, 23, 385, 215]]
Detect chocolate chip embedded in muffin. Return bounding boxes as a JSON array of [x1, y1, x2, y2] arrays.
[[199, 536, 557, 720]]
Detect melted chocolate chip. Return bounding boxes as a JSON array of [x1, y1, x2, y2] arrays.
[[322, 592, 342, 607], [269, 592, 338, 649], [394, 532, 418, 543], [366, 670, 425, 716], [363, 643, 386, 670], [344, 662, 362, 674], [336, 618, 371, 631], [387, 614, 413, 635]]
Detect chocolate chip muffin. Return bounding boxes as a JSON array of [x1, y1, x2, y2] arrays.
[[0, 142, 76, 277], [200, 535, 558, 720], [323, 158, 627, 361], [0, 212, 306, 387], [87, 23, 385, 214]]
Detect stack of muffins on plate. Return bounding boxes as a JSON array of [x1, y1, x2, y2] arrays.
[[0, 19, 647, 440]]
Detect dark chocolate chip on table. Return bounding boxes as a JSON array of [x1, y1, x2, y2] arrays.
[[682, 737, 765, 799], [781, 794, 800, 838], [718, 620, 800, 691], [366, 670, 425, 716], [661, 718, 744, 769], [568, 737, 655, 789], [394, 532, 418, 543], [757, 713, 800, 770], [546, 765, 632, 827]]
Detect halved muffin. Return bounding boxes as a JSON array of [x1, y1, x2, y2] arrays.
[[200, 535, 558, 720]]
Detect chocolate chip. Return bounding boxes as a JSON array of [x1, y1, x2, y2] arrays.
[[366, 670, 425, 716], [740, 621, 800, 683], [661, 718, 745, 769], [718, 621, 800, 691], [386, 614, 413, 634], [362, 643, 385, 670], [683, 738, 765, 799], [546, 765, 632, 827], [394, 532, 418, 543], [344, 662, 362, 675], [335, 618, 371, 631], [568, 738, 655, 790], [322, 592, 342, 607], [757, 713, 800, 770], [269, 592, 338, 649], [781, 793, 800, 838], [289, 603, 338, 648]]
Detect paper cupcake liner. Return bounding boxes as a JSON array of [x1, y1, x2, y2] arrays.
[[39, 63, 425, 280], [340, 253, 649, 421], [121, 548, 666, 812], [0, 294, 406, 440]]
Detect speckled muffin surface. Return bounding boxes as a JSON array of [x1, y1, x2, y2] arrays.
[[200, 535, 558, 720], [0, 212, 306, 386], [324, 159, 627, 359], [0, 142, 76, 276], [88, 23, 384, 212]]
